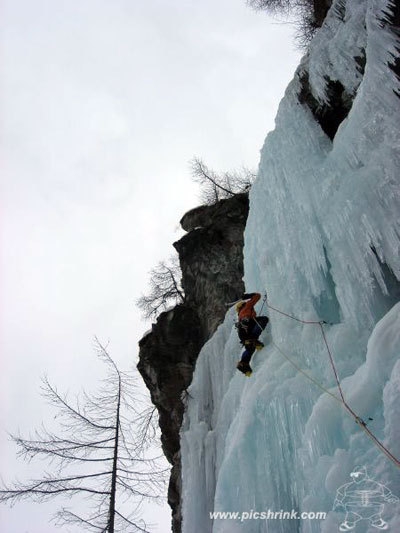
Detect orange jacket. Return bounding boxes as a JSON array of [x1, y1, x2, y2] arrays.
[[238, 293, 261, 321]]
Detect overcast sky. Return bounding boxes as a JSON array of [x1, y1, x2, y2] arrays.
[[0, 1, 300, 531]]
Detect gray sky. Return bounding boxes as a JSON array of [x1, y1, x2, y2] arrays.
[[0, 0, 300, 531]]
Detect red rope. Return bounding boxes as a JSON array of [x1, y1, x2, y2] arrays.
[[266, 302, 400, 468], [318, 323, 347, 406], [267, 304, 321, 324]]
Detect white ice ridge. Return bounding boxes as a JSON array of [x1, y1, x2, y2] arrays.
[[181, 0, 400, 531]]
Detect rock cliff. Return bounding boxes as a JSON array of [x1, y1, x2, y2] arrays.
[[137, 193, 249, 532]]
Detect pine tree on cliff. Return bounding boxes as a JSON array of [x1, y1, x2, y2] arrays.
[[137, 254, 185, 320], [190, 156, 254, 204]]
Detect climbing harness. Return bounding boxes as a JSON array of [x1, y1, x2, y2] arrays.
[[261, 293, 400, 469]]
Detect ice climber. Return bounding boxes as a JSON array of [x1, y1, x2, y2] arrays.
[[235, 292, 269, 376]]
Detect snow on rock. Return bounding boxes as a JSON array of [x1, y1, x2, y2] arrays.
[[181, 0, 400, 531]]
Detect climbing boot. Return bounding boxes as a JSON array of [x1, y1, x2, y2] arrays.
[[236, 360, 252, 376], [244, 339, 264, 350]]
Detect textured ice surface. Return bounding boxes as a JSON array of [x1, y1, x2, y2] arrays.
[[181, 1, 400, 531]]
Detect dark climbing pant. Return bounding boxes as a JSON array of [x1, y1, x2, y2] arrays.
[[248, 316, 269, 338], [240, 316, 269, 363]]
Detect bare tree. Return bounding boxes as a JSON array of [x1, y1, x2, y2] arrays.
[[247, 0, 293, 13], [137, 255, 185, 320], [246, 0, 324, 47], [190, 156, 254, 204], [0, 340, 167, 533]]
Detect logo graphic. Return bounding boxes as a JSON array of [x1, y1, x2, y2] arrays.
[[333, 466, 399, 531]]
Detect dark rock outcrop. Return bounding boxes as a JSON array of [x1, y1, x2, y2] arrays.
[[176, 193, 249, 339], [137, 193, 249, 533], [385, 0, 400, 95], [313, 0, 333, 28], [297, 0, 365, 141], [298, 71, 355, 140]]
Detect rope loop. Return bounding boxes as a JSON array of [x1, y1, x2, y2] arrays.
[[264, 301, 400, 469]]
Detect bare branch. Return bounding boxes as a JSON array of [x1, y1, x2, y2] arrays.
[[190, 156, 253, 204], [132, 406, 159, 453], [54, 508, 108, 531], [137, 254, 185, 320], [115, 510, 151, 533], [41, 376, 115, 432], [246, 0, 321, 48]]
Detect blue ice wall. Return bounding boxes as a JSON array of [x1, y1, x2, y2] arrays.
[[181, 1, 400, 531]]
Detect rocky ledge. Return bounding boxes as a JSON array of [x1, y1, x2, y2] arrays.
[[137, 193, 249, 532]]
